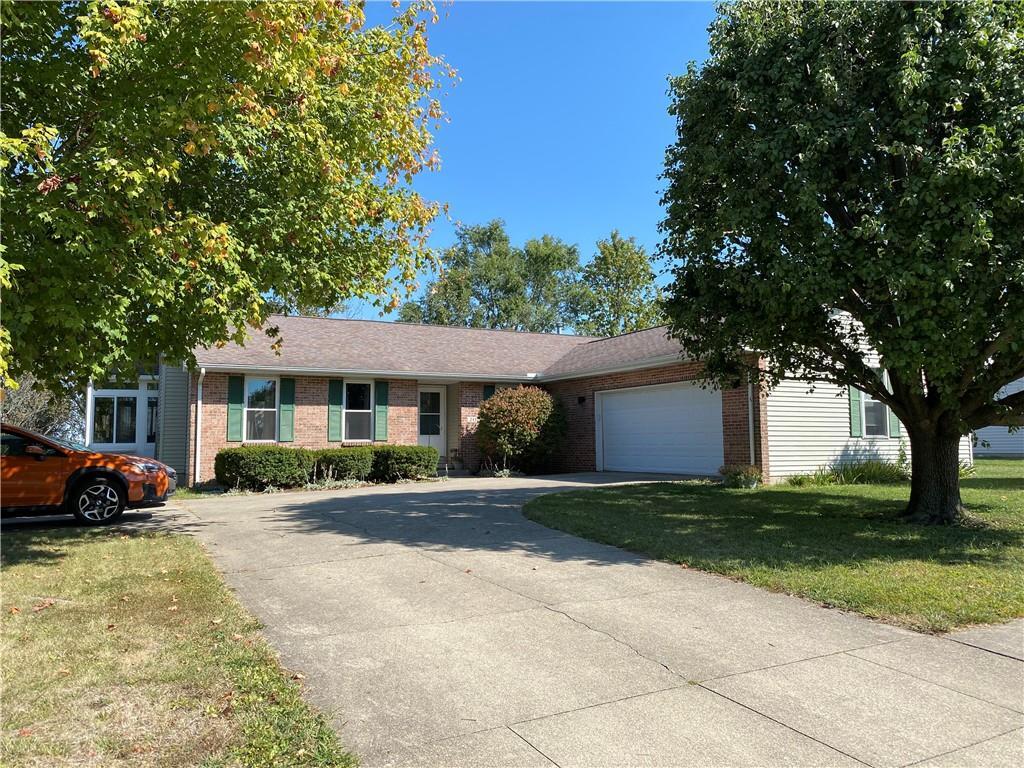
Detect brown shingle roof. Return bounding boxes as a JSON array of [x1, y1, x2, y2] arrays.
[[193, 316, 687, 379], [194, 315, 598, 379], [539, 326, 686, 378]]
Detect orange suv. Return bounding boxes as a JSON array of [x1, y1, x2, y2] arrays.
[[1, 423, 176, 524]]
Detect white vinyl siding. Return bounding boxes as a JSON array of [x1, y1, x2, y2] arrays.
[[597, 382, 724, 475], [766, 379, 973, 479], [974, 379, 1024, 457]]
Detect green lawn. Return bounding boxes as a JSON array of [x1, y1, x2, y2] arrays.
[[524, 458, 1024, 632], [1, 525, 356, 767]]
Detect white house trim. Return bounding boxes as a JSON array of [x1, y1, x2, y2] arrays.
[[197, 363, 536, 384], [194, 367, 206, 485], [242, 375, 280, 443]]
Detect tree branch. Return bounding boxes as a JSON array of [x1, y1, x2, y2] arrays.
[[966, 387, 1024, 429]]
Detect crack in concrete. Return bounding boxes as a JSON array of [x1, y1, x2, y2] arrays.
[[543, 605, 682, 679]]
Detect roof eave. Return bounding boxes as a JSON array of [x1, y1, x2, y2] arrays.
[[193, 362, 537, 383], [536, 354, 693, 382]]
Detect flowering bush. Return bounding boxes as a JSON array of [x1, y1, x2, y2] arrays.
[[476, 386, 566, 473]]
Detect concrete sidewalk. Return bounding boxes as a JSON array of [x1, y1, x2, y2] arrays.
[[177, 475, 1024, 767]]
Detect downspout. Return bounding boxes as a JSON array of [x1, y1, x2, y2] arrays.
[[84, 380, 94, 446], [194, 367, 206, 486], [747, 382, 756, 467]]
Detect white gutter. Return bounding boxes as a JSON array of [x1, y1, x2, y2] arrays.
[[194, 367, 206, 485], [538, 354, 692, 382], [195, 363, 536, 383], [747, 382, 756, 466]]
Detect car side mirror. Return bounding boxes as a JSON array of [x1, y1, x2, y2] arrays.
[[24, 444, 47, 460]]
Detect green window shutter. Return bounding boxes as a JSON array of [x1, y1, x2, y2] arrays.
[[374, 380, 389, 441], [227, 375, 244, 442], [328, 379, 343, 442], [888, 407, 901, 437], [848, 385, 863, 438], [482, 384, 496, 401], [278, 378, 295, 442]]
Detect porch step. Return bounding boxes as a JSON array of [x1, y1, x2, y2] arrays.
[[437, 460, 472, 478], [439, 468, 473, 478]]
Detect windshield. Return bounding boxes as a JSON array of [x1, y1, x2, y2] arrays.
[[46, 435, 89, 452]]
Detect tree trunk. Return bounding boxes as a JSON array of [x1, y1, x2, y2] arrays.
[[904, 429, 964, 525]]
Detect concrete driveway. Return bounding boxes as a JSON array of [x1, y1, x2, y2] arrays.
[[177, 474, 1024, 767]]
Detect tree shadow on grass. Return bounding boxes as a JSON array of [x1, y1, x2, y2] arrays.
[[522, 482, 1024, 571], [0, 511, 164, 568]]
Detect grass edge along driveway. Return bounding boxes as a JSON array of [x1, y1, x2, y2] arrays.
[[1, 525, 356, 768], [524, 459, 1024, 633]]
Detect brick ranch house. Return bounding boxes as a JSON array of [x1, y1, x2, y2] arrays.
[[82, 315, 973, 486]]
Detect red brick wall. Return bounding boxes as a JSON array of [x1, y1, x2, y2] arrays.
[[457, 382, 484, 470], [185, 366, 770, 483], [187, 373, 419, 484], [542, 362, 769, 479]]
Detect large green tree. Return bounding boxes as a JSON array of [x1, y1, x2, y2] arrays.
[[575, 230, 665, 337], [409, 220, 581, 332], [661, 1, 1023, 524], [1, 0, 450, 388]]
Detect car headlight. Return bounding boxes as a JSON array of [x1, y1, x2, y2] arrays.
[[131, 462, 162, 474], [165, 467, 177, 478]]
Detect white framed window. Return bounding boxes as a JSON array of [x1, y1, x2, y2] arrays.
[[344, 380, 373, 441], [92, 394, 138, 444], [862, 369, 889, 438], [245, 376, 278, 442], [87, 374, 159, 452]]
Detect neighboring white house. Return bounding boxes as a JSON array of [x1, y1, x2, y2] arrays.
[[766, 378, 973, 479], [974, 378, 1024, 458]]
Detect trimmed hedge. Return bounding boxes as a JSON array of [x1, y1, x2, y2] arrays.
[[214, 444, 438, 490], [370, 445, 439, 483], [214, 446, 314, 491], [311, 447, 374, 482]]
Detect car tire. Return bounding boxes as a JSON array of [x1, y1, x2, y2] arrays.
[[68, 476, 126, 525]]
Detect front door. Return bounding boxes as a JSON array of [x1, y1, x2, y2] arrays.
[[417, 387, 445, 454]]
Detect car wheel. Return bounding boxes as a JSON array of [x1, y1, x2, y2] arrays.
[[69, 477, 126, 524]]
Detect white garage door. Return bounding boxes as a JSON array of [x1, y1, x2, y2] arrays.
[[597, 382, 724, 474]]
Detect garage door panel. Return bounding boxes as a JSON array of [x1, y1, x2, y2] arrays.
[[599, 383, 724, 475]]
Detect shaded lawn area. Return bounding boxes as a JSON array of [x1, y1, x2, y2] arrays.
[[524, 459, 1024, 632], [1, 524, 356, 767]]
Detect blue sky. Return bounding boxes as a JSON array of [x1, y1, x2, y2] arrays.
[[355, 1, 717, 319]]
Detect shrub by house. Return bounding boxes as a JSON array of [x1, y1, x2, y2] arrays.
[[476, 386, 566, 473], [214, 445, 438, 491]]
